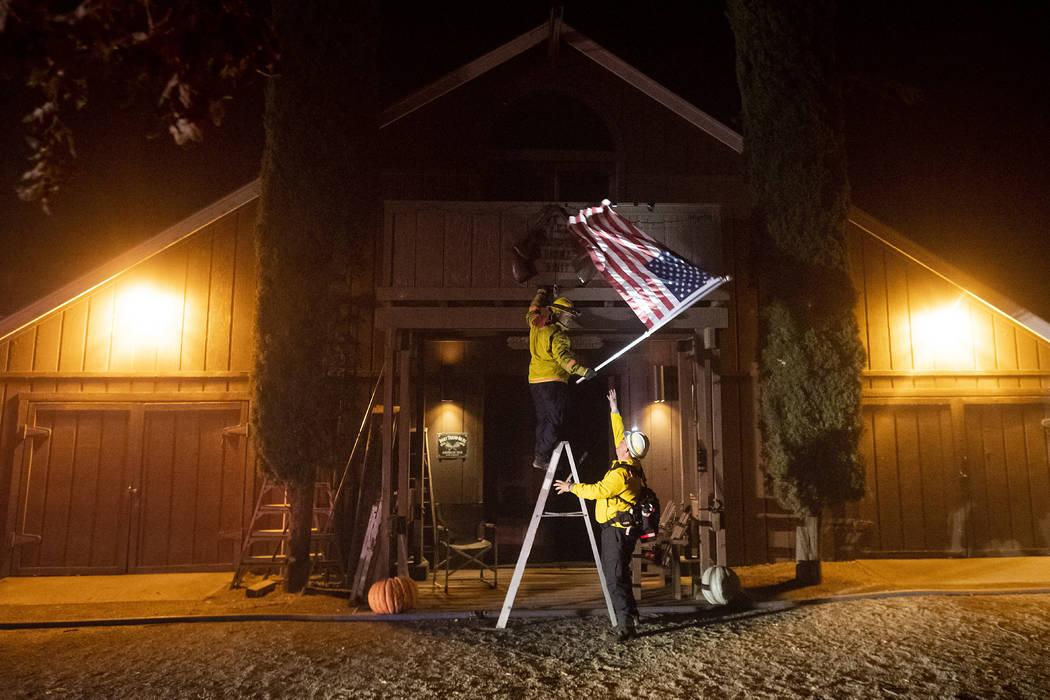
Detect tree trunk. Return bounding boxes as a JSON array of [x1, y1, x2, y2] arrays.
[[285, 481, 315, 593], [795, 514, 821, 585]]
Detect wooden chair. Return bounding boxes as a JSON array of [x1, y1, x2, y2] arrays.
[[434, 503, 498, 593]]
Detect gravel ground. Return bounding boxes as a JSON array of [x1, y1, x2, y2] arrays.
[[3, 593, 1049, 699]]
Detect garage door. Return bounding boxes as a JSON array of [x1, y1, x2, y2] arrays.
[[964, 403, 1050, 555], [858, 404, 964, 555], [9, 397, 253, 575]]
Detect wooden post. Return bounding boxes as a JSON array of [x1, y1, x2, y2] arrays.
[[396, 348, 412, 578], [677, 343, 696, 510], [698, 349, 714, 575], [709, 343, 727, 568], [377, 330, 396, 580]]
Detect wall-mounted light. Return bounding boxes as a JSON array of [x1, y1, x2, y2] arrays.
[[651, 365, 678, 403], [435, 340, 465, 365], [911, 298, 974, 368], [114, 283, 182, 348]]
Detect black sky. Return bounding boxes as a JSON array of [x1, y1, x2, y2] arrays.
[[1, 1, 1047, 322]]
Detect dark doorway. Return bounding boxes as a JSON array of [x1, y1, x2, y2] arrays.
[[483, 372, 613, 563]]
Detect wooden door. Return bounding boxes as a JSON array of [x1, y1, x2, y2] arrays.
[[858, 403, 964, 555], [9, 397, 251, 575], [963, 403, 1050, 555], [13, 405, 135, 575], [131, 405, 249, 572]]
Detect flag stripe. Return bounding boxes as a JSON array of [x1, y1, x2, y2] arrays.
[[584, 209, 676, 321], [574, 217, 661, 326], [578, 218, 664, 326], [575, 214, 663, 325]]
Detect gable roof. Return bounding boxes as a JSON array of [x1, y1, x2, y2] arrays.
[[848, 208, 1050, 342], [3, 23, 1047, 346], [0, 181, 259, 343], [380, 22, 744, 153]]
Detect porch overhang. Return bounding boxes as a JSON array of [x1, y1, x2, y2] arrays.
[[375, 304, 728, 331]]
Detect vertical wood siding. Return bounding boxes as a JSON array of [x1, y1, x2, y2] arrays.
[[719, 218, 1050, 563], [1, 201, 260, 574], [384, 203, 721, 291]]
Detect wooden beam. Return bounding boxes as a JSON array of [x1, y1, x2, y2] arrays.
[[380, 24, 549, 128], [9, 391, 249, 405], [375, 305, 729, 331], [0, 371, 251, 381], [863, 388, 1050, 400], [863, 369, 1050, 379], [376, 286, 731, 303]]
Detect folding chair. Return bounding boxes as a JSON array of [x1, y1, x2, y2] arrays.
[[434, 503, 498, 593]]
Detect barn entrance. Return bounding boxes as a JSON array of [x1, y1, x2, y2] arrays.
[[7, 395, 253, 575], [856, 400, 1050, 557], [482, 371, 613, 563]]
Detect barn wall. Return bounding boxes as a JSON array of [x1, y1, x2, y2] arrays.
[[0, 201, 262, 575], [838, 221, 1050, 557], [846, 223, 1050, 389], [716, 217, 1050, 564], [384, 202, 723, 292]]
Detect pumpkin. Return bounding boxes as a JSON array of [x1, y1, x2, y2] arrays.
[[700, 565, 741, 606], [367, 576, 418, 614]]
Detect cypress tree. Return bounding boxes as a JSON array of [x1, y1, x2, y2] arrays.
[[727, 0, 866, 522], [253, 0, 378, 592]]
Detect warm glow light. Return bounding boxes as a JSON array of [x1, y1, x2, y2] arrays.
[[642, 402, 672, 435], [911, 298, 973, 368], [435, 340, 465, 365], [114, 284, 183, 347]]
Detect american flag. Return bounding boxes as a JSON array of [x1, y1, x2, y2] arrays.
[[568, 200, 727, 331]]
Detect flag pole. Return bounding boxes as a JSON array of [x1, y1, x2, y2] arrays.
[[578, 275, 731, 382]]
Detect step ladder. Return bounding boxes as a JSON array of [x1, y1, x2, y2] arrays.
[[231, 477, 342, 589], [496, 441, 616, 629], [419, 426, 438, 575]]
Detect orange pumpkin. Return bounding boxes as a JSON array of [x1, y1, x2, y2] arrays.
[[367, 576, 418, 614]]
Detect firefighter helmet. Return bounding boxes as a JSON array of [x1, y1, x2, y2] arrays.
[[551, 296, 580, 318], [624, 430, 650, 459]]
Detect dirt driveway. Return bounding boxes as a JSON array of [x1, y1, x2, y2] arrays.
[[4, 592, 1049, 699]]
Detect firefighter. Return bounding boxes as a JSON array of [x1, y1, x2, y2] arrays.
[[527, 286, 595, 470], [554, 388, 650, 641]]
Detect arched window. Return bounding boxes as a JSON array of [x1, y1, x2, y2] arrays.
[[485, 91, 618, 202]]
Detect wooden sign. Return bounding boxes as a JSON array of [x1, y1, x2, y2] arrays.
[[436, 432, 468, 458]]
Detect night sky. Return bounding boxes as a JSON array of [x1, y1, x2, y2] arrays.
[[1, 1, 1047, 322]]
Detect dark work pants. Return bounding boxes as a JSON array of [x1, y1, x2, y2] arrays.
[[530, 380, 567, 464], [601, 525, 638, 632]]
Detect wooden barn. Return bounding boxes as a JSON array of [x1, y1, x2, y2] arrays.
[[2, 22, 1048, 579]]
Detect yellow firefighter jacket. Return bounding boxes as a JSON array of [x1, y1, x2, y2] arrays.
[[527, 289, 588, 383], [570, 410, 643, 527]]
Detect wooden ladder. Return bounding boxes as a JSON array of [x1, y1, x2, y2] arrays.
[[231, 478, 342, 589], [496, 441, 616, 629]]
